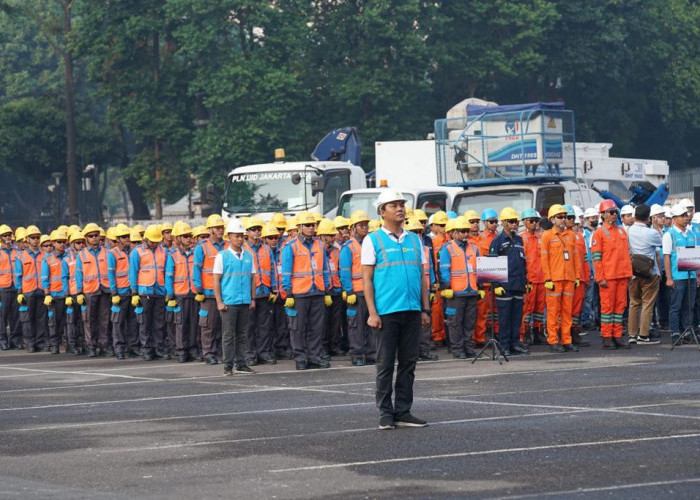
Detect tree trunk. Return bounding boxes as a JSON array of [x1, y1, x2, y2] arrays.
[[152, 31, 163, 219], [124, 177, 150, 220], [62, 1, 79, 224]]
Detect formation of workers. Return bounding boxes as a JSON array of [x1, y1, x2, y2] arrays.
[[1, 194, 698, 372]]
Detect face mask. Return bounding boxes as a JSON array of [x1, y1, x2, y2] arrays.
[[589, 220, 598, 228]]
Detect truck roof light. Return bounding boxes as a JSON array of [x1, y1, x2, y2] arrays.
[[379, 179, 388, 187], [274, 148, 285, 163]]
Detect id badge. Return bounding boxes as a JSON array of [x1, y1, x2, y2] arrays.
[[311, 259, 318, 271], [563, 250, 570, 261], [467, 264, 474, 273], [329, 262, 336, 272]]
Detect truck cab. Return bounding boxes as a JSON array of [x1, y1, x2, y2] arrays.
[[333, 186, 462, 219]]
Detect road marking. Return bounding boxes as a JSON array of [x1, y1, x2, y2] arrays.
[[268, 432, 700, 472], [499, 477, 700, 498], [0, 366, 163, 381], [0, 379, 157, 394]]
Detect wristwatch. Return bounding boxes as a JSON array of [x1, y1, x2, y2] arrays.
[[421, 309, 430, 314]]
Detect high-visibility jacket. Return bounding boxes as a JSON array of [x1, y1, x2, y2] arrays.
[[168, 249, 196, 296], [245, 240, 274, 296], [108, 247, 131, 292], [591, 222, 632, 282], [326, 243, 341, 292], [431, 233, 450, 263], [520, 230, 545, 284], [135, 244, 166, 287], [0, 247, 13, 289], [195, 239, 228, 293], [62, 252, 79, 296], [439, 240, 478, 294], [573, 231, 590, 282], [339, 238, 364, 293], [288, 238, 325, 295], [15, 249, 43, 294], [78, 247, 109, 293], [42, 253, 65, 295], [540, 228, 580, 282]]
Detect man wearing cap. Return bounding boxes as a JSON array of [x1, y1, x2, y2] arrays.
[[193, 214, 229, 365], [14, 225, 47, 352], [519, 208, 547, 345], [591, 200, 634, 349], [340, 210, 375, 366], [0, 225, 20, 350], [107, 224, 135, 359], [130, 224, 168, 361], [214, 219, 257, 376], [620, 205, 635, 233], [362, 190, 430, 430], [662, 204, 698, 344], [281, 211, 331, 370], [41, 230, 69, 354]]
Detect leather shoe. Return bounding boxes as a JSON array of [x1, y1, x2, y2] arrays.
[[363, 358, 375, 366], [549, 343, 565, 353], [613, 336, 631, 349], [453, 352, 466, 360], [562, 343, 579, 352], [296, 361, 309, 370], [0, 342, 9, 351], [418, 352, 439, 361], [512, 344, 530, 355], [87, 347, 97, 357], [309, 360, 331, 369], [602, 337, 616, 350], [206, 357, 219, 365]]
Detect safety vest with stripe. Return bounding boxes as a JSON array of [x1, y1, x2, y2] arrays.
[[136, 245, 166, 287], [79, 247, 109, 293], [445, 240, 478, 293], [290, 238, 325, 295], [326, 243, 341, 291], [244, 241, 271, 293], [200, 240, 228, 291], [0, 248, 13, 289], [109, 247, 131, 289], [65, 253, 79, 295], [171, 249, 196, 296], [347, 238, 363, 293], [43, 253, 64, 294], [18, 250, 43, 294]]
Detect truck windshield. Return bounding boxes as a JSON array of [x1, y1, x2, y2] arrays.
[[337, 192, 415, 218], [452, 190, 535, 216], [223, 171, 316, 213]]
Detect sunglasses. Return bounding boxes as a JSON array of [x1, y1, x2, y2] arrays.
[[554, 214, 566, 220], [27, 235, 40, 240], [41, 244, 53, 248], [566, 216, 576, 220], [456, 229, 469, 233], [468, 219, 480, 224], [434, 223, 446, 227], [604, 210, 618, 215], [487, 219, 498, 224], [505, 219, 519, 224], [198, 235, 209, 239], [302, 223, 316, 228], [265, 236, 280, 240], [249, 227, 262, 231], [86, 233, 100, 238], [525, 218, 540, 223]]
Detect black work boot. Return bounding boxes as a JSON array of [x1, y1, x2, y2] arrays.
[[571, 327, 590, 347], [602, 337, 616, 350]]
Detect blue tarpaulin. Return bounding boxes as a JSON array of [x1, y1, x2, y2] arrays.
[[466, 101, 565, 116]]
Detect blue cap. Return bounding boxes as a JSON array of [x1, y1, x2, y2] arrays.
[[447, 211, 458, 219], [562, 204, 575, 216], [521, 208, 540, 219], [481, 208, 498, 221]]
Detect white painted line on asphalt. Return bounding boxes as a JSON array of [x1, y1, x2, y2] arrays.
[[499, 477, 700, 499], [0, 379, 157, 394], [268, 432, 700, 472], [0, 366, 164, 381]]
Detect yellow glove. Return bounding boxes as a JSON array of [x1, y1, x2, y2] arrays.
[[346, 293, 357, 305], [111, 295, 121, 305], [194, 293, 205, 303], [43, 295, 54, 306], [494, 286, 506, 296], [477, 289, 486, 300], [284, 297, 295, 308], [131, 295, 141, 307], [65, 297, 74, 306], [440, 289, 454, 299], [429, 292, 436, 304], [324, 295, 333, 307], [76, 294, 85, 305], [525, 283, 533, 293], [341, 291, 347, 302], [16, 294, 26, 305], [268, 293, 278, 303], [574, 278, 581, 288], [167, 299, 178, 308], [544, 280, 555, 291]]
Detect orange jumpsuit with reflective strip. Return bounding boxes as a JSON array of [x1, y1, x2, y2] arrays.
[[520, 230, 546, 338], [571, 230, 590, 327], [475, 229, 498, 343]]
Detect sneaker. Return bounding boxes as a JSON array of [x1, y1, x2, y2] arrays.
[[234, 365, 255, 374], [636, 336, 660, 345], [394, 413, 428, 428], [628, 336, 638, 344], [223, 366, 233, 376], [378, 416, 395, 430]]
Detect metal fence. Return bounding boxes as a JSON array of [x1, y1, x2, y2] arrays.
[[667, 167, 700, 201]]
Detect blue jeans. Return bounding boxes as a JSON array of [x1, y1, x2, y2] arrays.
[[581, 279, 599, 328], [669, 278, 696, 334]]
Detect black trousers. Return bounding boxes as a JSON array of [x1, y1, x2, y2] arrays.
[[21, 293, 47, 349], [47, 298, 66, 348], [272, 300, 291, 355], [288, 295, 324, 364], [347, 294, 375, 361], [221, 305, 249, 369], [174, 297, 199, 357], [445, 295, 477, 354], [246, 297, 274, 362], [323, 294, 343, 354], [111, 295, 138, 353], [374, 311, 421, 419], [83, 292, 110, 349], [138, 295, 165, 354], [1, 288, 21, 346]]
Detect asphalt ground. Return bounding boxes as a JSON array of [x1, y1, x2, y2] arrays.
[[1, 335, 699, 499]]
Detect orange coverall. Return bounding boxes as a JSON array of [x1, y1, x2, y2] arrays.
[[431, 232, 450, 343], [520, 230, 545, 340], [572, 230, 591, 328], [475, 229, 498, 343]]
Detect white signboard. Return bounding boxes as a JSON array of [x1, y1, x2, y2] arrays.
[[677, 246, 700, 272], [476, 256, 508, 283]]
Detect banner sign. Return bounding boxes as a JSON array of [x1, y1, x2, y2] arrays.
[[677, 246, 700, 271], [476, 256, 508, 283]]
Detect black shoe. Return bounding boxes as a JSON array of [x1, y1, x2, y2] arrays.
[[474, 341, 486, 349], [636, 335, 660, 345], [223, 366, 233, 376], [0, 342, 9, 351], [378, 416, 395, 430], [562, 343, 579, 352], [502, 349, 512, 356], [26, 345, 36, 353], [394, 413, 428, 428], [206, 357, 219, 365], [453, 352, 467, 360], [142, 353, 154, 361], [128, 350, 140, 358], [103, 348, 115, 357], [11, 343, 24, 350], [418, 352, 439, 361], [116, 352, 125, 360], [259, 356, 277, 365], [247, 359, 258, 366], [602, 337, 617, 350], [363, 358, 375, 366], [87, 347, 97, 357], [235, 365, 255, 374], [549, 343, 565, 353], [50, 346, 59, 355], [464, 348, 477, 358], [160, 351, 172, 360], [351, 358, 364, 367], [193, 354, 204, 362], [178, 355, 188, 363], [296, 361, 309, 370], [321, 351, 331, 361], [309, 360, 331, 369], [68, 346, 80, 355], [512, 344, 530, 355]]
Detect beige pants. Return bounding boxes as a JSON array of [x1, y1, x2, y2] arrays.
[[628, 275, 660, 337]]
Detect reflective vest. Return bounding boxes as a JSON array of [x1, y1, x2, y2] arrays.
[[667, 226, 697, 281], [65, 253, 79, 296], [44, 253, 64, 293], [79, 247, 109, 293], [0, 248, 12, 289], [109, 247, 131, 289], [347, 238, 364, 293], [574, 231, 590, 282], [18, 250, 42, 294], [422, 244, 431, 289], [290, 238, 325, 295], [591, 222, 632, 282], [171, 250, 196, 296], [200, 240, 228, 291], [445, 240, 478, 292], [136, 245, 166, 287], [520, 230, 545, 284], [326, 243, 341, 290], [245, 241, 271, 290]]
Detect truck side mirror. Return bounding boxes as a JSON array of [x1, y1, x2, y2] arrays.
[[291, 173, 302, 185], [310, 174, 324, 195]]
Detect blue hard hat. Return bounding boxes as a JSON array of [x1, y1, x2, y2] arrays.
[[562, 204, 575, 216], [447, 211, 458, 219], [521, 208, 540, 220], [481, 208, 498, 221]]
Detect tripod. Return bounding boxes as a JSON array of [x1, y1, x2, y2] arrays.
[[472, 283, 509, 365], [671, 276, 700, 350]]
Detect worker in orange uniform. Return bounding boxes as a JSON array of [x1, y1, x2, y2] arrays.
[[540, 204, 582, 353], [564, 205, 591, 347], [591, 200, 634, 349], [428, 211, 449, 347], [519, 208, 547, 345], [318, 218, 344, 359], [475, 208, 500, 347], [0, 224, 20, 350], [41, 229, 69, 354], [61, 231, 85, 355], [107, 223, 134, 359], [14, 225, 46, 352]]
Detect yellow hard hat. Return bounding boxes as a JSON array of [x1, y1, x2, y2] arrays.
[[70, 230, 85, 243], [310, 211, 323, 222], [261, 223, 279, 239], [69, 224, 81, 233], [333, 215, 350, 229], [105, 227, 117, 241], [15, 227, 26, 241], [114, 223, 131, 238], [431, 211, 449, 225], [0, 224, 12, 236], [445, 219, 455, 233], [405, 218, 423, 232], [50, 229, 69, 241], [133, 224, 145, 234], [192, 225, 210, 238], [463, 210, 479, 221], [206, 214, 225, 229], [451, 216, 470, 231], [499, 207, 519, 221], [296, 211, 316, 225], [349, 210, 370, 227], [548, 204, 567, 219], [286, 216, 298, 232], [270, 213, 287, 229], [144, 224, 163, 242], [413, 209, 428, 222], [368, 220, 381, 232], [57, 225, 69, 233], [317, 218, 337, 236], [82, 222, 101, 235], [160, 221, 173, 232], [244, 216, 265, 230], [98, 227, 106, 237], [172, 221, 193, 237], [39, 235, 51, 246], [405, 206, 415, 219], [130, 228, 142, 242], [25, 225, 41, 237]]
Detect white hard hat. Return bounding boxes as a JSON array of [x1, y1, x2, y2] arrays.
[[692, 212, 700, 224], [572, 205, 584, 217], [670, 204, 689, 217], [427, 214, 435, 225], [226, 218, 245, 234], [375, 189, 407, 215], [679, 198, 695, 209], [584, 207, 598, 218], [664, 208, 673, 218], [620, 205, 634, 216], [649, 204, 666, 217]]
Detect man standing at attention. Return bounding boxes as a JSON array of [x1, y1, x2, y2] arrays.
[[362, 190, 430, 430]]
